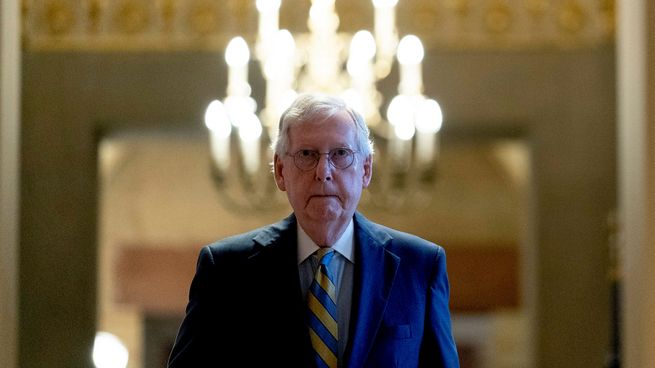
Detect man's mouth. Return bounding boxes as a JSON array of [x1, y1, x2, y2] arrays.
[[307, 194, 339, 203]]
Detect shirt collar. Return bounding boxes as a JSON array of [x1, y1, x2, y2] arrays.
[[297, 219, 355, 265]]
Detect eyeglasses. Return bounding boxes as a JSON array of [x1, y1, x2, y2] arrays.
[[287, 148, 358, 171]]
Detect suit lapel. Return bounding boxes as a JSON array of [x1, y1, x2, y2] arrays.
[[246, 214, 314, 365], [248, 213, 303, 308], [345, 213, 400, 368]]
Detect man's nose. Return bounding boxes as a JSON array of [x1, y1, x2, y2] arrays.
[[315, 154, 333, 182]]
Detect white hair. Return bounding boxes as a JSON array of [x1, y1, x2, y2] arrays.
[[272, 93, 375, 157]]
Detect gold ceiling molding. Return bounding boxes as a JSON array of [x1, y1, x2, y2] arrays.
[[22, 0, 614, 52]]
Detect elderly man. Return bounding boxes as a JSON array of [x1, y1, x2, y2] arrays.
[[168, 93, 460, 368]]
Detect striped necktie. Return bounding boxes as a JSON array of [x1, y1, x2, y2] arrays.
[[307, 248, 338, 368]]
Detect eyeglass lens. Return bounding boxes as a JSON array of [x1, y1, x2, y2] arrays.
[[294, 148, 354, 170]]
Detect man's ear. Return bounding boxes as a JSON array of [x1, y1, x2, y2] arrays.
[[273, 154, 287, 191], [362, 154, 373, 188]]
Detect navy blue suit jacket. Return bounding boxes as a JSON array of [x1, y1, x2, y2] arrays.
[[168, 212, 459, 367]]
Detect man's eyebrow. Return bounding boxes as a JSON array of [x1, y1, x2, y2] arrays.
[[294, 144, 354, 150]]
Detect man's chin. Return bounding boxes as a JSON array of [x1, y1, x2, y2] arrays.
[[309, 210, 340, 222], [304, 204, 343, 222]]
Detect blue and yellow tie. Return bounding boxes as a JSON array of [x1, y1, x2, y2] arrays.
[[307, 248, 338, 368]]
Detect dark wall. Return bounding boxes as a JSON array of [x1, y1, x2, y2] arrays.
[[20, 46, 616, 367]]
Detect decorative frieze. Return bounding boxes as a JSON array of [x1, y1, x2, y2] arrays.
[[23, 0, 614, 51]]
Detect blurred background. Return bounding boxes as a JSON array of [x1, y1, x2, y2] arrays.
[[1, 0, 653, 367]]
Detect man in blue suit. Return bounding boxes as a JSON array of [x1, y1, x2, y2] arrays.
[[168, 93, 459, 367]]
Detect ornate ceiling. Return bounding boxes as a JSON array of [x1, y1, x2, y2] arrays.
[[23, 0, 614, 51]]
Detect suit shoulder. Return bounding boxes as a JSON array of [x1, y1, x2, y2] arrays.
[[205, 230, 258, 256], [203, 214, 295, 260], [357, 215, 444, 256], [203, 227, 269, 258], [388, 226, 439, 247], [387, 228, 443, 258]]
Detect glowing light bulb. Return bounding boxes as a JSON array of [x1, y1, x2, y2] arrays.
[[372, 0, 399, 8], [416, 99, 443, 133], [386, 95, 409, 127], [350, 31, 376, 61], [276, 29, 296, 54], [397, 35, 424, 65], [237, 112, 263, 174], [394, 122, 415, 141], [256, 0, 281, 12], [93, 332, 128, 368], [348, 31, 376, 77], [238, 113, 263, 142], [225, 37, 250, 67], [204, 100, 231, 138]]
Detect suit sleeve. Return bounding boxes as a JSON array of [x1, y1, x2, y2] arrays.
[[420, 246, 460, 368], [167, 246, 218, 368]]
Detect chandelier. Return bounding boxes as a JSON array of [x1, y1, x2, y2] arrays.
[[204, 0, 443, 212]]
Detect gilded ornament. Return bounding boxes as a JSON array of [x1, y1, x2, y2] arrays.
[[558, 0, 586, 34], [599, 0, 615, 37], [228, 0, 251, 21], [22, 0, 30, 22], [162, 0, 177, 32], [407, 2, 440, 37], [485, 1, 512, 34], [444, 0, 470, 18], [115, 1, 149, 34], [46, 0, 75, 34], [524, 0, 548, 21], [88, 0, 103, 33], [188, 1, 219, 35], [21, 0, 616, 51]]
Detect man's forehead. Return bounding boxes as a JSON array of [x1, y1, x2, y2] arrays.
[[309, 110, 355, 126], [299, 110, 355, 126], [290, 112, 357, 136]]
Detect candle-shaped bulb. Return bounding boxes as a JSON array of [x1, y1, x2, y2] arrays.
[[309, 0, 338, 32], [416, 99, 443, 133], [225, 37, 250, 67], [205, 100, 232, 138], [387, 95, 409, 126], [312, 0, 335, 9], [387, 95, 415, 140], [93, 332, 129, 368], [372, 0, 399, 8], [387, 94, 414, 169], [205, 100, 232, 171], [238, 112, 263, 174], [347, 30, 376, 76], [350, 30, 376, 60], [225, 37, 251, 97], [255, 0, 281, 62], [276, 29, 296, 54], [264, 29, 296, 78], [397, 35, 424, 95], [394, 121, 416, 141], [415, 98, 442, 166], [238, 112, 263, 142], [372, 0, 398, 78], [256, 0, 281, 12], [397, 35, 424, 65]]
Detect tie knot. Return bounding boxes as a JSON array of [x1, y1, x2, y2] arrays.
[[316, 248, 335, 266]]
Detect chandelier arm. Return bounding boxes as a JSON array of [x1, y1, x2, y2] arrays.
[[209, 162, 288, 213]]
